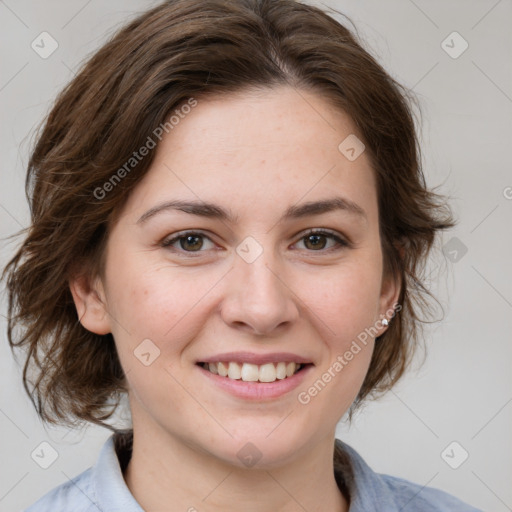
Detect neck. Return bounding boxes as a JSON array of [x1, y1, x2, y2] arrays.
[[122, 422, 349, 512]]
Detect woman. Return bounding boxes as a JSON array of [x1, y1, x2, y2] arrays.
[[4, 0, 482, 510]]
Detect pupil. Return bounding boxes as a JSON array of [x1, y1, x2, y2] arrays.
[[306, 234, 326, 250], [181, 235, 202, 251]]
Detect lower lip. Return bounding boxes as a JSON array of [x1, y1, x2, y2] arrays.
[[197, 364, 314, 401]]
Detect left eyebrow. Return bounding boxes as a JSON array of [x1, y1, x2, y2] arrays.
[[136, 196, 367, 225]]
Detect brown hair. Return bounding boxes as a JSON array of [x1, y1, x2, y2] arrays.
[[3, 0, 454, 430]]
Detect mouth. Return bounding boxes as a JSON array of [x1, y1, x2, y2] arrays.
[[197, 361, 311, 384]]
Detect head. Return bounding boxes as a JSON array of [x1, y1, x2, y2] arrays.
[[4, 0, 454, 466]]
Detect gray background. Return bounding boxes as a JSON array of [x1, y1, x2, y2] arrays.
[[1, 1, 511, 510]]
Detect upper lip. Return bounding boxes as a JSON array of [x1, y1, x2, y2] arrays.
[[198, 352, 314, 365]]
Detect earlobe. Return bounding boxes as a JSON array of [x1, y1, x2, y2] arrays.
[[69, 274, 111, 335]]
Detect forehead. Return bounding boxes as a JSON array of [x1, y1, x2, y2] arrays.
[[121, 86, 378, 225]]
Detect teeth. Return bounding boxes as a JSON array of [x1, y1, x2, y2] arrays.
[[276, 362, 287, 380], [240, 363, 259, 382], [217, 362, 228, 377], [227, 361, 241, 379], [259, 363, 276, 382], [203, 361, 304, 383]]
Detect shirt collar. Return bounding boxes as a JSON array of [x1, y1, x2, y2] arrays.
[[335, 439, 400, 511], [92, 433, 144, 511]]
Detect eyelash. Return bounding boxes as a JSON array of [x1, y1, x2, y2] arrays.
[[161, 229, 350, 255]]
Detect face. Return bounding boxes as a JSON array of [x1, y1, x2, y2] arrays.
[[73, 86, 399, 468]]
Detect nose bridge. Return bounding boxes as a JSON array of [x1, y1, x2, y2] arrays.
[[221, 242, 298, 334], [239, 251, 281, 300], [235, 234, 280, 291]]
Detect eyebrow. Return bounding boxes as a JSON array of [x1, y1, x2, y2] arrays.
[[136, 196, 367, 225]]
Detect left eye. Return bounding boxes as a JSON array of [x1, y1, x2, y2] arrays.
[[294, 230, 348, 251]]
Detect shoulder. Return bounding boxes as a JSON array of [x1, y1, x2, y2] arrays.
[[23, 468, 98, 512], [335, 439, 482, 512], [379, 473, 483, 512], [23, 432, 141, 512]]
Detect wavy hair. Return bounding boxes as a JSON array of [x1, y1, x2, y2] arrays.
[[3, 0, 454, 430]]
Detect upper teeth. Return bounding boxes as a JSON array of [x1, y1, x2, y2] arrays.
[[204, 362, 302, 383]]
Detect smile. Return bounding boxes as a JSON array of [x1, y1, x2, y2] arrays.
[[200, 361, 306, 383]]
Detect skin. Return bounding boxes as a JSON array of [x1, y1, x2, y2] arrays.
[[71, 86, 401, 512]]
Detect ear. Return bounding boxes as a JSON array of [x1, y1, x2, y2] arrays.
[[378, 252, 403, 332], [69, 273, 111, 335], [379, 269, 401, 317]]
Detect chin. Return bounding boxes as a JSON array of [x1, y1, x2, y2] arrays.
[[203, 425, 312, 470]]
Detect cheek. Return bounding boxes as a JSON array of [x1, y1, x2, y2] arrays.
[[296, 257, 383, 342], [105, 254, 205, 338], [105, 262, 209, 419], [104, 254, 228, 382], [292, 258, 381, 408]]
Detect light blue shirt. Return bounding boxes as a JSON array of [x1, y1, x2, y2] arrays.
[[25, 434, 482, 511]]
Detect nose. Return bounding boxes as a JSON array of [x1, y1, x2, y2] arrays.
[[220, 251, 300, 336]]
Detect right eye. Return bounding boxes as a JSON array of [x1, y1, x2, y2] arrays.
[[161, 231, 216, 254]]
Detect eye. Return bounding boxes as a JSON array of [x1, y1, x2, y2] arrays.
[[161, 231, 216, 253], [293, 229, 349, 251]]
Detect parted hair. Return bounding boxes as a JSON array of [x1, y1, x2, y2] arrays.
[[3, 0, 454, 430]]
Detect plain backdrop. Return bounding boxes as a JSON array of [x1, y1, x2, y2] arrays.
[[1, 1, 511, 511]]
